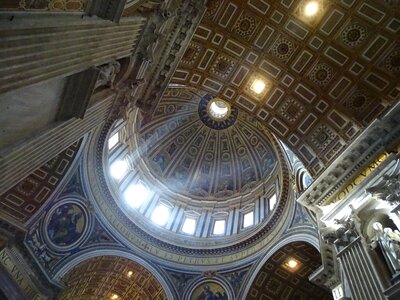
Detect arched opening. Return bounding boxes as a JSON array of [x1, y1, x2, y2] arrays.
[[59, 255, 167, 300], [247, 241, 332, 300]]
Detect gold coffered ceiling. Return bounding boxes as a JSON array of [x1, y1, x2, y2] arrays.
[[60, 256, 167, 300], [171, 0, 400, 176]]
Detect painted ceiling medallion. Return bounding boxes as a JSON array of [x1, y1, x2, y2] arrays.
[[199, 95, 237, 130]]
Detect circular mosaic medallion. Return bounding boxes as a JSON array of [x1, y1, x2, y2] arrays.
[[46, 201, 88, 249], [198, 95, 238, 130]]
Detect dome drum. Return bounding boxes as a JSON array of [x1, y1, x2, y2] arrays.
[[93, 87, 292, 267]]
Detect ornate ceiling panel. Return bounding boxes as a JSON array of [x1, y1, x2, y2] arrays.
[[247, 242, 332, 300], [0, 139, 82, 224], [60, 256, 167, 300], [138, 88, 278, 200], [171, 0, 400, 176]]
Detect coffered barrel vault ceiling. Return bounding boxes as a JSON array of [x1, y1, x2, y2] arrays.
[[60, 256, 167, 300], [247, 242, 332, 300], [171, 0, 400, 176]]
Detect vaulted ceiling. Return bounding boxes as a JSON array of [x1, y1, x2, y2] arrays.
[[247, 242, 332, 300], [60, 256, 167, 300], [171, 0, 400, 176]]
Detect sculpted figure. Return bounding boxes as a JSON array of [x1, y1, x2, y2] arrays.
[[322, 217, 358, 251], [96, 61, 121, 89], [372, 222, 400, 273], [367, 174, 400, 205]]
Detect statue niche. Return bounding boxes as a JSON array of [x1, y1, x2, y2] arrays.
[[371, 221, 400, 277]]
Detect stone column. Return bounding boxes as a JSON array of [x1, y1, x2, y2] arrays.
[[0, 91, 115, 195], [323, 218, 386, 300], [336, 236, 385, 300], [0, 13, 146, 94]]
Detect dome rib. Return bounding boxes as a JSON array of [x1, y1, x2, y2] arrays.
[[135, 89, 279, 201]]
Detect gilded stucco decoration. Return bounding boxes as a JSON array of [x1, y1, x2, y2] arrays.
[[247, 242, 332, 300], [60, 256, 167, 300]]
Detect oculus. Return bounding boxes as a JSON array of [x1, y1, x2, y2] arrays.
[[208, 98, 231, 120], [198, 95, 238, 130]]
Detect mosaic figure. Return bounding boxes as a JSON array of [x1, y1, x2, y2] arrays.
[[47, 203, 85, 247]]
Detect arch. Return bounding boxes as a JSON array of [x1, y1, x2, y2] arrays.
[[239, 232, 320, 298], [54, 249, 176, 300]]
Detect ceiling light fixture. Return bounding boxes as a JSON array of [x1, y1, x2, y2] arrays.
[[251, 79, 266, 94], [287, 259, 298, 269], [283, 258, 301, 272], [111, 294, 119, 299], [304, 1, 319, 17], [127, 270, 133, 277]]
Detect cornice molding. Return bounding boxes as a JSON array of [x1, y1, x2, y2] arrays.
[[298, 102, 400, 209]]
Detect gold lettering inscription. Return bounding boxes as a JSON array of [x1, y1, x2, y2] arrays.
[[0, 249, 47, 299], [329, 152, 388, 204]]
